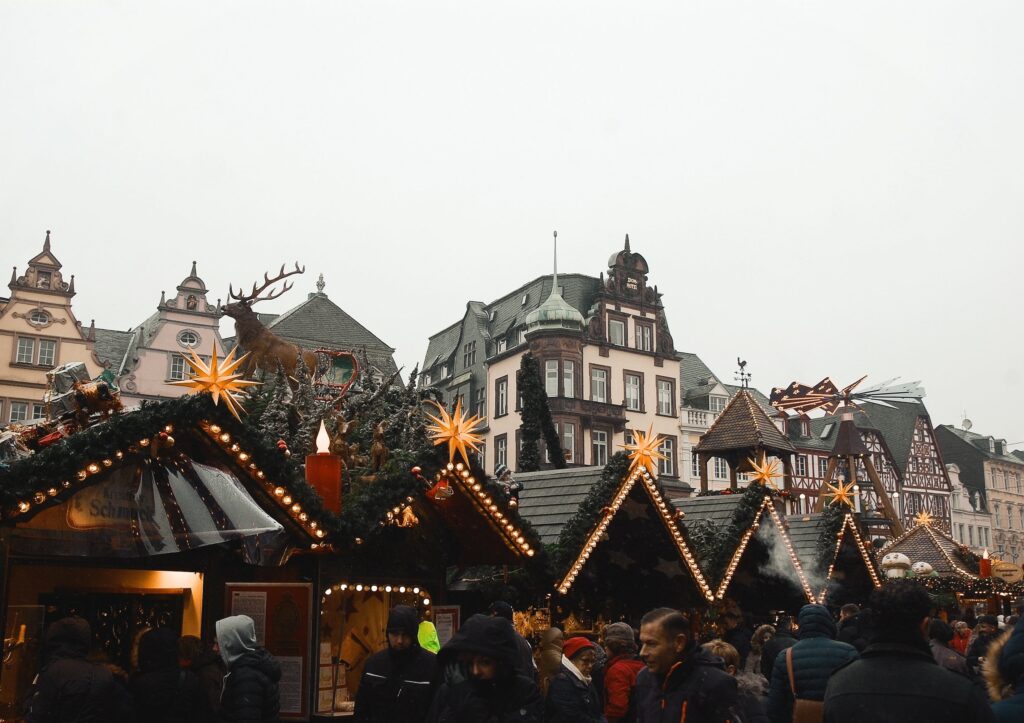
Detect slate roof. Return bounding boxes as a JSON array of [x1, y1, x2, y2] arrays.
[[938, 425, 1024, 467], [514, 466, 606, 544], [678, 351, 773, 413], [694, 390, 796, 455], [673, 494, 745, 526], [786, 514, 829, 574], [92, 327, 134, 373], [1015, 450, 1024, 463], [882, 524, 973, 577]]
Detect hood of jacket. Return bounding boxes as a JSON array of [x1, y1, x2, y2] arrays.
[[439, 614, 520, 672], [42, 616, 91, 663], [232, 648, 282, 683], [985, 617, 1024, 701], [798, 604, 837, 640], [138, 628, 180, 673], [418, 620, 441, 653], [216, 615, 258, 668]]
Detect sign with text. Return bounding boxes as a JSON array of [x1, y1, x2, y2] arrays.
[[991, 561, 1024, 583]]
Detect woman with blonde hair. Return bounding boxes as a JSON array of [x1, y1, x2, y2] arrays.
[[744, 624, 776, 678]]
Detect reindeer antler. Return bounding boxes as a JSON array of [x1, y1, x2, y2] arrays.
[[229, 262, 305, 304]]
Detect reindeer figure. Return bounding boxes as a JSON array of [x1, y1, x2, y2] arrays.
[[222, 263, 318, 377]]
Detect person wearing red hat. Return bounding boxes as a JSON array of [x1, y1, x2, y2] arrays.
[[546, 636, 606, 722]]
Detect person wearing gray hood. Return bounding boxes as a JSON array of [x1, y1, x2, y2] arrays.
[[215, 615, 281, 723]]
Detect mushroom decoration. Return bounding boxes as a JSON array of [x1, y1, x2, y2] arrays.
[[881, 552, 912, 579], [911, 561, 934, 577]]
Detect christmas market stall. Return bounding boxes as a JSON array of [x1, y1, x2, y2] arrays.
[[785, 506, 881, 606]]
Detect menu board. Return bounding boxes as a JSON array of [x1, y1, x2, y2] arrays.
[[227, 582, 312, 719]]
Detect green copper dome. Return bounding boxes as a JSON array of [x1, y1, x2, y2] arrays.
[[525, 279, 584, 333]]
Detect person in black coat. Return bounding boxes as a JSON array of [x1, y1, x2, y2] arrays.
[[26, 617, 119, 723], [545, 636, 605, 722], [967, 614, 1001, 677], [426, 614, 542, 722], [702, 640, 769, 723], [216, 614, 281, 723], [633, 607, 737, 723], [488, 601, 536, 680], [836, 605, 870, 653], [354, 605, 436, 723], [130, 628, 206, 723], [822, 581, 995, 723], [759, 616, 797, 681], [178, 635, 226, 723]]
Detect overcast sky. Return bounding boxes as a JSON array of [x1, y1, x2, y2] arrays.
[[2, 1, 1022, 449]]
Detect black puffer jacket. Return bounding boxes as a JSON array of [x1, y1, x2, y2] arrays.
[[545, 662, 605, 722], [187, 647, 226, 723], [354, 605, 436, 723], [130, 628, 206, 723], [759, 629, 797, 681], [426, 614, 542, 722], [221, 649, 282, 723], [633, 646, 738, 723], [26, 617, 118, 723]]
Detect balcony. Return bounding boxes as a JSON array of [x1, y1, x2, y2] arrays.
[[682, 408, 717, 429], [547, 397, 627, 429]]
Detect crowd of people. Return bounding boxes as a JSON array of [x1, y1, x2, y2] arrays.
[[354, 582, 1024, 723], [20, 579, 1024, 722], [23, 613, 280, 723]]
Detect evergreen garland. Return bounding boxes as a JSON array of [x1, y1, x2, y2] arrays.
[[516, 353, 565, 472], [258, 365, 293, 443], [814, 503, 848, 565], [685, 483, 772, 585]]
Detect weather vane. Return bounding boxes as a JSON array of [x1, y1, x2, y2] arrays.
[[734, 357, 751, 389]]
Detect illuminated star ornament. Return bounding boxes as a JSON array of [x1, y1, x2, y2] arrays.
[[913, 510, 935, 527], [825, 479, 857, 508], [621, 426, 668, 477], [425, 399, 484, 466], [170, 347, 260, 421], [747, 452, 781, 489]]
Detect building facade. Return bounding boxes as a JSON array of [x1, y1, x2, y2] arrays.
[[422, 237, 683, 481], [0, 232, 103, 422], [936, 423, 1024, 562], [945, 462, 993, 554]]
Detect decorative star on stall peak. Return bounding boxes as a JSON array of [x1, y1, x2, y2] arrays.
[[170, 347, 260, 421], [621, 426, 668, 477], [425, 398, 484, 466], [913, 510, 935, 527], [747, 452, 781, 489], [824, 479, 857, 508]]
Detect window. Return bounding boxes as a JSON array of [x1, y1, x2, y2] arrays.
[[658, 438, 675, 476], [178, 330, 201, 348], [959, 524, 965, 543], [691, 453, 700, 479], [518, 328, 527, 345], [545, 360, 559, 397], [657, 378, 674, 416], [563, 362, 575, 399], [592, 430, 608, 467], [463, 341, 476, 368], [608, 319, 625, 346], [591, 367, 608, 403], [985, 528, 991, 547], [969, 526, 974, 546], [495, 338, 506, 354], [495, 435, 508, 471], [170, 355, 191, 381], [9, 402, 29, 423], [1020, 508, 1023, 530], [818, 458, 829, 478], [16, 338, 34, 364], [495, 377, 508, 417], [37, 339, 56, 367], [709, 396, 727, 413], [473, 386, 486, 419], [562, 423, 575, 463], [422, 371, 432, 386], [635, 322, 653, 351], [29, 309, 50, 325], [796, 455, 808, 476], [714, 457, 729, 480], [625, 373, 642, 411]]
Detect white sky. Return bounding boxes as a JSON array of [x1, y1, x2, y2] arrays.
[[2, 1, 1022, 449]]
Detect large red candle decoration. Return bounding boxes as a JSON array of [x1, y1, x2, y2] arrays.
[[980, 548, 992, 578], [306, 421, 342, 514]]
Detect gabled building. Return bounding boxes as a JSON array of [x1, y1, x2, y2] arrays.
[[94, 262, 227, 406], [0, 231, 103, 423], [422, 237, 682, 479], [945, 462, 993, 555], [936, 423, 1024, 562]]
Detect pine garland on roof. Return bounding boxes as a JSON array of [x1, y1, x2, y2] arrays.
[[517, 353, 565, 472]]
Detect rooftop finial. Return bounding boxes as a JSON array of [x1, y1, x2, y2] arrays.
[[624, 233, 630, 253], [734, 357, 751, 389], [190, 260, 197, 277], [552, 230, 558, 296], [43, 230, 51, 252], [316, 273, 325, 294]]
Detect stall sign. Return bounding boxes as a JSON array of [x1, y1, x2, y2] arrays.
[[433, 606, 460, 646], [992, 561, 1024, 583]]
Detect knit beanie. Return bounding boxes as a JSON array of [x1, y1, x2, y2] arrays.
[[562, 636, 595, 661], [603, 622, 636, 646]]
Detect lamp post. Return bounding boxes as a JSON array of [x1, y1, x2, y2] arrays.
[[306, 420, 342, 514], [853, 484, 861, 514]]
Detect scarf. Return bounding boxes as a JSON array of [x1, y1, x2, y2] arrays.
[[562, 654, 591, 685]]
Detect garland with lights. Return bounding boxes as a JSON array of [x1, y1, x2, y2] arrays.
[[516, 353, 565, 472], [815, 503, 847, 562], [686, 483, 774, 584]]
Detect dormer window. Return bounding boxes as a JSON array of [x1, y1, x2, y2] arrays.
[[495, 338, 507, 354], [521, 294, 529, 305], [28, 309, 50, 326], [709, 396, 727, 413], [177, 330, 201, 348], [802, 419, 812, 437]]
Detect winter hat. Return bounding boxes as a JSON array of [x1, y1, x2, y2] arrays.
[[386, 605, 420, 639], [562, 637, 595, 661], [797, 604, 837, 640], [603, 622, 636, 646], [928, 619, 954, 644], [488, 601, 515, 621]]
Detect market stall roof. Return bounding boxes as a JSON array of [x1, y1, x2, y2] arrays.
[[694, 390, 796, 456], [787, 512, 881, 602], [881, 522, 974, 577], [515, 467, 607, 544]]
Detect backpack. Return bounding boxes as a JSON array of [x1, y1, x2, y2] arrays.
[[785, 647, 824, 723]]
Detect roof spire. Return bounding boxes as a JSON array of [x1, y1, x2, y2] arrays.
[[316, 273, 325, 294], [190, 260, 197, 277], [624, 233, 630, 253], [43, 230, 51, 252], [551, 230, 558, 297]]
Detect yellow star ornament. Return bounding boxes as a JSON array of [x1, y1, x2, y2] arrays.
[[913, 510, 935, 527], [747, 452, 781, 489], [170, 347, 260, 421], [825, 479, 857, 508], [425, 399, 484, 466], [621, 426, 668, 477]]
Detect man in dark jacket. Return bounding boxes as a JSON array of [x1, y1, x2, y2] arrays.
[[836, 604, 870, 652], [354, 605, 436, 723], [179, 635, 226, 723], [130, 628, 206, 723], [928, 619, 970, 677], [822, 581, 995, 723], [216, 614, 281, 723], [426, 613, 542, 722], [759, 615, 797, 681], [767, 604, 857, 723], [967, 613, 1001, 676], [633, 607, 737, 723], [27, 617, 118, 723], [488, 600, 536, 679]]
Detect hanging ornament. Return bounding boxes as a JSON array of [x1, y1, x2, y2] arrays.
[[277, 439, 292, 458], [913, 510, 935, 527], [824, 479, 856, 507], [621, 425, 668, 477], [170, 347, 260, 421], [747, 452, 781, 489], [425, 399, 484, 466], [427, 475, 454, 501]]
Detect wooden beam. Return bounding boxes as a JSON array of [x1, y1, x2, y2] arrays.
[[814, 457, 840, 512], [699, 452, 709, 493], [863, 456, 904, 536], [729, 457, 738, 491]]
